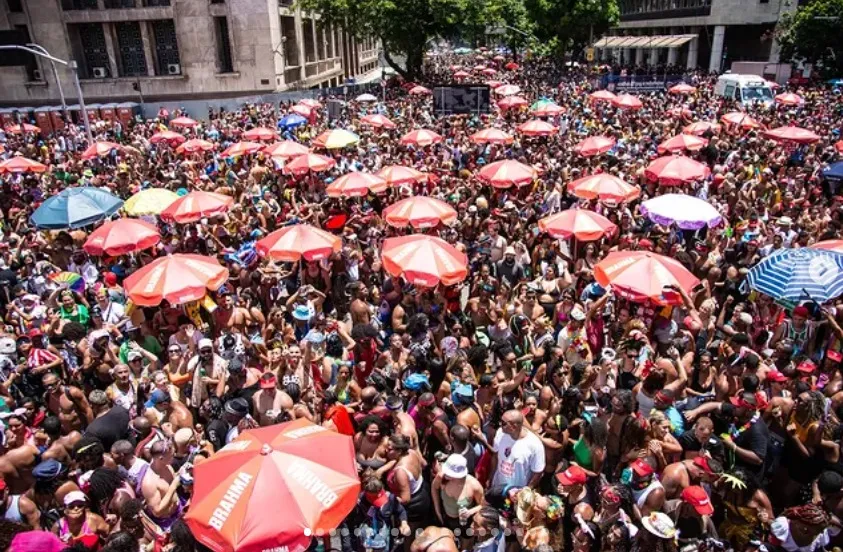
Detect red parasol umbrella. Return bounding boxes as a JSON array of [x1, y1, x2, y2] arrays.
[[176, 139, 215, 154], [574, 136, 615, 157], [485, 80, 502, 89], [720, 112, 761, 130], [160, 191, 234, 223], [376, 165, 429, 186], [494, 84, 521, 96], [683, 121, 721, 136], [185, 419, 359, 552], [516, 120, 557, 137], [80, 141, 121, 160], [590, 90, 617, 102], [612, 93, 643, 110], [594, 251, 700, 305], [149, 130, 187, 145], [221, 141, 263, 157], [568, 173, 640, 203], [531, 102, 564, 117], [408, 85, 432, 95], [494, 55, 505, 61], [763, 125, 821, 144], [282, 153, 336, 176], [470, 128, 513, 145], [538, 209, 617, 241], [644, 155, 711, 186], [497, 96, 528, 110], [243, 127, 279, 141], [810, 240, 843, 253], [383, 196, 458, 229], [124, 254, 228, 306], [4, 123, 40, 134], [505, 62, 520, 70], [477, 160, 537, 188], [481, 68, 497, 76], [668, 83, 696, 94], [326, 172, 387, 198], [291, 104, 313, 117], [657, 134, 708, 154], [381, 234, 468, 287], [775, 93, 803, 106], [0, 156, 47, 174], [400, 129, 443, 147], [263, 140, 309, 159], [170, 116, 199, 128], [472, 64, 487, 71], [836, 140, 843, 154], [299, 98, 322, 109], [453, 70, 471, 79], [83, 219, 160, 256], [360, 114, 396, 129], [256, 224, 341, 261]]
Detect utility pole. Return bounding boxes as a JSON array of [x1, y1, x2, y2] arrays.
[[0, 44, 93, 144]]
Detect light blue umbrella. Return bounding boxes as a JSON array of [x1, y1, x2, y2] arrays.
[[746, 248, 843, 304], [30, 187, 123, 229], [278, 114, 307, 129]]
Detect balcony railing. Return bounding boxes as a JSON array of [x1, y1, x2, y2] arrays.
[[619, 0, 711, 21]]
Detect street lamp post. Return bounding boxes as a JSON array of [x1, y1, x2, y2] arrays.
[[26, 43, 68, 121], [0, 44, 93, 144]]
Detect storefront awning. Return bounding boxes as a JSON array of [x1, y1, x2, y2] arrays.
[[593, 34, 696, 49]]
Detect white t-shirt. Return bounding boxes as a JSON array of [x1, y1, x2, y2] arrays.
[[491, 429, 545, 489]]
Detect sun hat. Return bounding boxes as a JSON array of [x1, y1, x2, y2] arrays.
[[63, 490, 88, 506], [292, 304, 312, 321], [441, 454, 468, 479], [641, 512, 677, 539]]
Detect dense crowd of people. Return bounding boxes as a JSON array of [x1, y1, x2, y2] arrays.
[[0, 49, 842, 552]]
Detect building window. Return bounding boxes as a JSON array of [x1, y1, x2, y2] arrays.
[[105, 0, 136, 7], [303, 21, 315, 63], [61, 0, 99, 9], [281, 16, 299, 66], [13, 25, 39, 81], [214, 16, 234, 73], [115, 21, 148, 76], [144, 0, 171, 5], [151, 19, 180, 75], [7, 0, 23, 12], [76, 23, 111, 77]]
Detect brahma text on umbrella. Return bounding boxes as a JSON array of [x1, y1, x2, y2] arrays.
[[208, 472, 254, 530], [287, 460, 339, 507]]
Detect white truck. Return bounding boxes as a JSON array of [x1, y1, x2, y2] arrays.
[[714, 73, 774, 107]]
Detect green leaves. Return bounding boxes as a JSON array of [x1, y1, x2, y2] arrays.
[[776, 0, 843, 78]]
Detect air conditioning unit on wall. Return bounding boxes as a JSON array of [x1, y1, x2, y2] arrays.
[[92, 67, 107, 78], [167, 63, 181, 75]]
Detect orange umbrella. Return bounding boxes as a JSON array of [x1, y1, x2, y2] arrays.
[[149, 130, 186, 145], [282, 153, 336, 175], [720, 112, 761, 130], [763, 125, 821, 144], [668, 83, 696, 94], [538, 209, 617, 241], [360, 114, 396, 129], [517, 120, 557, 137], [0, 156, 47, 174], [497, 96, 528, 110], [657, 134, 708, 154], [683, 121, 720, 136], [645, 155, 710, 186], [4, 123, 39, 134], [170, 116, 199, 128], [383, 196, 458, 229], [810, 240, 843, 253], [568, 173, 640, 203], [494, 84, 521, 96], [326, 172, 387, 198], [836, 140, 843, 154], [408, 85, 432, 95], [590, 90, 617, 102], [262, 140, 309, 159], [574, 136, 615, 157], [80, 141, 121, 160], [256, 224, 341, 262], [221, 141, 263, 157], [291, 104, 313, 117], [124, 254, 228, 306], [381, 234, 468, 287], [176, 139, 215, 154], [477, 160, 537, 188], [376, 165, 429, 186], [299, 98, 322, 109], [242, 127, 279, 141], [594, 251, 700, 306], [83, 219, 160, 256], [185, 419, 359, 552], [470, 128, 513, 145], [775, 93, 803, 106], [612, 93, 643, 110], [160, 191, 234, 223], [400, 129, 443, 147]]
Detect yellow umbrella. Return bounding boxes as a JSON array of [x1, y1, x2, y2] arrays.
[[124, 188, 180, 216], [311, 129, 359, 149]]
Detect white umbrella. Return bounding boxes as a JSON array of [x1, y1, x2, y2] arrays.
[[356, 93, 378, 102], [640, 194, 722, 230]]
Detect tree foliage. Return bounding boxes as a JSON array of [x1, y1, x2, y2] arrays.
[[777, 0, 843, 78], [523, 0, 619, 57]]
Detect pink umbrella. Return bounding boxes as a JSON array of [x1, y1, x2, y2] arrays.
[[376, 165, 429, 186], [453, 70, 471, 79], [160, 191, 234, 223], [775, 93, 804, 106], [668, 83, 696, 94], [644, 155, 711, 186], [400, 129, 443, 147], [568, 173, 640, 203], [531, 102, 564, 117], [243, 127, 279, 141], [538, 209, 617, 241], [326, 172, 388, 198], [176, 139, 215, 154], [408, 85, 432, 96], [763, 125, 821, 144], [221, 141, 263, 157], [612, 94, 643, 110], [720, 112, 761, 130], [470, 128, 513, 145], [494, 84, 521, 96], [590, 90, 617, 102], [497, 96, 528, 110], [80, 141, 121, 160], [299, 98, 322, 109], [504, 62, 520, 71], [170, 116, 199, 128], [262, 140, 309, 159], [481, 68, 497, 76], [83, 219, 160, 256], [657, 134, 708, 154], [257, 224, 341, 262], [360, 114, 396, 129], [149, 130, 186, 145], [381, 235, 467, 287], [486, 80, 502, 88], [383, 196, 458, 229], [282, 153, 336, 175], [517, 120, 557, 137], [683, 121, 721, 136], [477, 160, 537, 189], [574, 136, 615, 157], [291, 104, 313, 117]]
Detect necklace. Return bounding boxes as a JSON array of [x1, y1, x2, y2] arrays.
[[725, 412, 760, 440]]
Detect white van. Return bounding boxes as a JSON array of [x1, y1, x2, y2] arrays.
[[714, 74, 774, 106]]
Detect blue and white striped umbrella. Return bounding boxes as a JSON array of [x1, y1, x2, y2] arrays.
[[746, 248, 843, 303]]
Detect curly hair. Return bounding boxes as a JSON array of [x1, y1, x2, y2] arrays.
[[783, 504, 829, 526]]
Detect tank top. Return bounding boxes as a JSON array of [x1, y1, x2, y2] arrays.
[[108, 383, 137, 418], [636, 389, 656, 417], [572, 439, 594, 471], [3, 495, 21, 523], [440, 485, 472, 518]]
